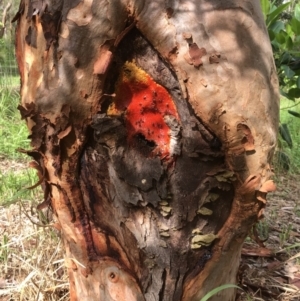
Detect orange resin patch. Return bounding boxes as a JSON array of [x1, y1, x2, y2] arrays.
[[109, 62, 180, 158]]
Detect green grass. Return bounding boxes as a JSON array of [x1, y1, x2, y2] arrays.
[[278, 98, 300, 172], [0, 74, 20, 87], [0, 168, 39, 206], [0, 87, 31, 160], [0, 77, 39, 206]]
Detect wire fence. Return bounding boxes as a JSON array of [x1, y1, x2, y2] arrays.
[[0, 32, 19, 88]]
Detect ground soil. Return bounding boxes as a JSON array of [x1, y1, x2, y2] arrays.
[[238, 173, 300, 301]]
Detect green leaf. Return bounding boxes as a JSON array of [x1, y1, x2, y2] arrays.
[[290, 17, 300, 35], [285, 23, 293, 36], [275, 31, 287, 44], [286, 36, 294, 50], [294, 35, 300, 48], [294, 4, 300, 21], [280, 89, 291, 99], [275, 151, 290, 171], [286, 87, 300, 99], [200, 284, 242, 301], [268, 30, 276, 41], [267, 2, 291, 27], [279, 124, 293, 148], [282, 65, 296, 79], [260, 0, 270, 20], [297, 77, 300, 89], [280, 52, 293, 65], [288, 110, 300, 118], [269, 20, 285, 33]]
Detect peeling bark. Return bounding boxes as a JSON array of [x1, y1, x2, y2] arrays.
[[15, 1, 279, 300]]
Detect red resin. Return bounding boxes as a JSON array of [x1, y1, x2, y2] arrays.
[[114, 71, 179, 158]]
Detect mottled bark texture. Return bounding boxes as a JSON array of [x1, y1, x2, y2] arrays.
[[15, 0, 279, 300]]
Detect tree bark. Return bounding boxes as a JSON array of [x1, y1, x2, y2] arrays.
[[14, 0, 279, 300]]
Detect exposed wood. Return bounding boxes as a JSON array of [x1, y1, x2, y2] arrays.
[[14, 0, 279, 300]]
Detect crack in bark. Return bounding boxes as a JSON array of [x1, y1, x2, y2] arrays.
[[158, 269, 167, 301]]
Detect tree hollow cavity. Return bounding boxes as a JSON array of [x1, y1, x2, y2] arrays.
[[79, 28, 234, 300]]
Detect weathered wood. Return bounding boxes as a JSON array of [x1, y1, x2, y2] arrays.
[[15, 1, 279, 300]]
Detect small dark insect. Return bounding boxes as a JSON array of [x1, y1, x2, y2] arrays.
[[197, 249, 212, 270]]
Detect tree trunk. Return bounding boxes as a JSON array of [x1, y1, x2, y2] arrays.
[[14, 0, 279, 300]]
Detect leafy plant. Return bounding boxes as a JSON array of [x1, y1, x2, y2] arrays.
[[260, 0, 300, 171], [261, 0, 300, 100]]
